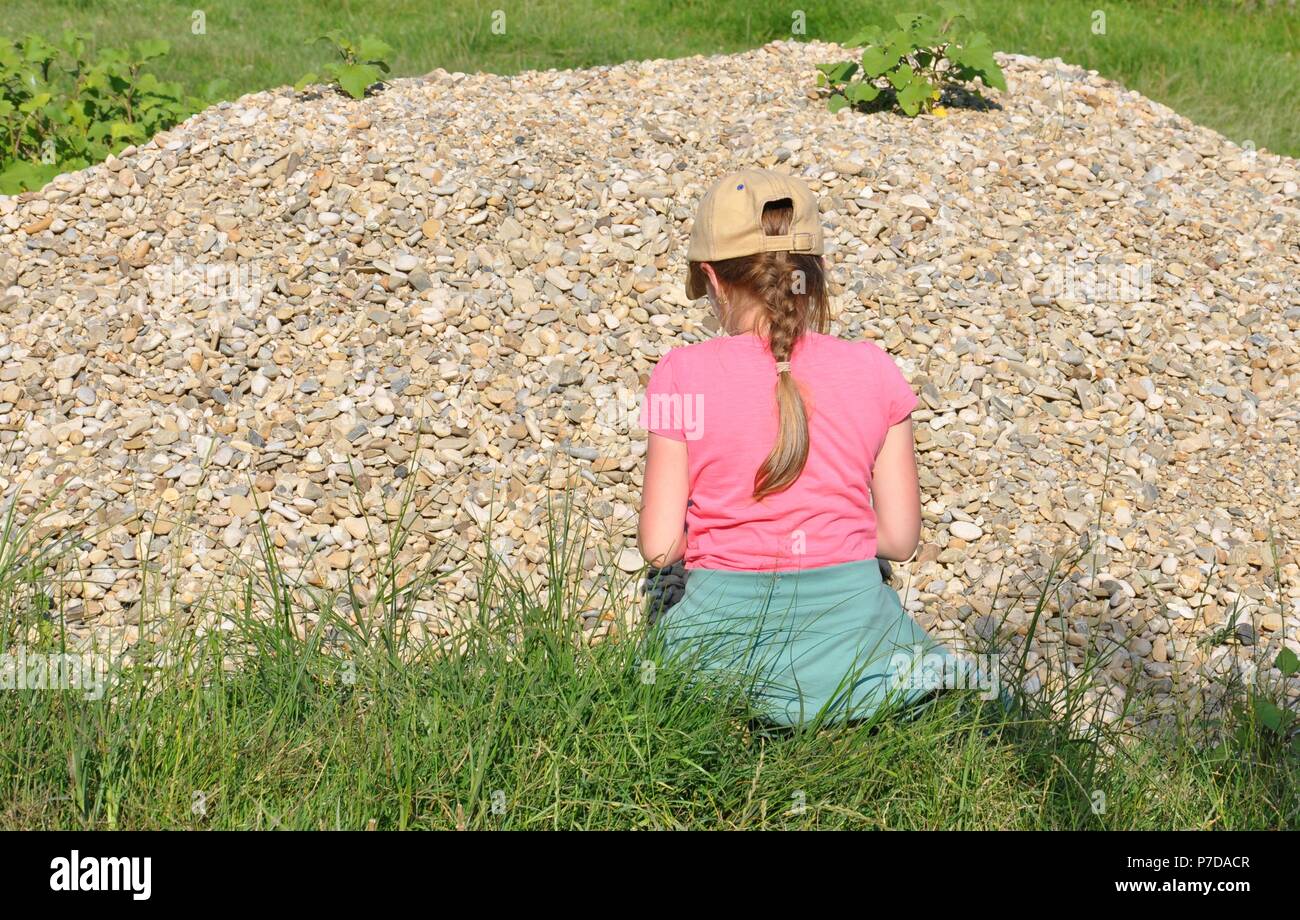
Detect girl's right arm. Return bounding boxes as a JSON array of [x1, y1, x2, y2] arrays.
[[870, 417, 922, 562], [638, 432, 689, 567]]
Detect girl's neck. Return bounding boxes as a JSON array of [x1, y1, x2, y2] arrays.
[[722, 311, 767, 338], [717, 289, 769, 337]]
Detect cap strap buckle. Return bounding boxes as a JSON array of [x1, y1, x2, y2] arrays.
[[761, 232, 815, 253]]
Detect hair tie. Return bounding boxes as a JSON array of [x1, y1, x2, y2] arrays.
[[775, 361, 791, 374]]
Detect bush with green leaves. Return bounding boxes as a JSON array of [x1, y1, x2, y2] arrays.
[[817, 9, 1006, 118], [0, 32, 219, 194], [296, 32, 393, 100], [1215, 646, 1300, 762]]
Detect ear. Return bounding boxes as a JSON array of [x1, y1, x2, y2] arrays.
[[700, 262, 721, 297]]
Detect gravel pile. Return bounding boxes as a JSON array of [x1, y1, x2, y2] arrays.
[[1, 41, 1297, 712]]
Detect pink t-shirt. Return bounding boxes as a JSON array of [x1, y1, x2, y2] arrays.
[[640, 332, 919, 572]]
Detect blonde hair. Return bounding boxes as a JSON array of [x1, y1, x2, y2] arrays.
[[687, 199, 830, 500]]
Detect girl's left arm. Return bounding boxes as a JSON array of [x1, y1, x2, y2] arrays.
[[870, 417, 922, 562], [638, 433, 688, 567]]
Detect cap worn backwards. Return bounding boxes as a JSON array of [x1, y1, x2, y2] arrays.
[[684, 168, 825, 299]]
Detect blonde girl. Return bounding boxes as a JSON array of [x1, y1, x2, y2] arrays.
[[637, 168, 953, 727]]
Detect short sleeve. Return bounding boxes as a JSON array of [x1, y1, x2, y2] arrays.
[[640, 350, 688, 441], [870, 343, 919, 427]]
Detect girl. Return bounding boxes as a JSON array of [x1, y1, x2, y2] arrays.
[[637, 168, 953, 728]]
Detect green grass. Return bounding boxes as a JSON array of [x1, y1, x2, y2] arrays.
[[3, 0, 1298, 157], [1, 489, 1296, 830]]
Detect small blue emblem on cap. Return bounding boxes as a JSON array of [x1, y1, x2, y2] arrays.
[[736, 183, 745, 190]]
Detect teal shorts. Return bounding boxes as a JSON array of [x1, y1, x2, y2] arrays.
[[650, 558, 956, 727]]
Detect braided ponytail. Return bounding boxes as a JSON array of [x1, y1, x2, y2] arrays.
[[688, 199, 830, 500]]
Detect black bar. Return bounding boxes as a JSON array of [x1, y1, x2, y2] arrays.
[[5, 830, 1283, 905]]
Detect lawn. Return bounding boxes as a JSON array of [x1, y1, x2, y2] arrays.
[[4, 0, 1299, 158], [2, 503, 1297, 830]]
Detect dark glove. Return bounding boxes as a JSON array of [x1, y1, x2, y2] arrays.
[[642, 559, 686, 624]]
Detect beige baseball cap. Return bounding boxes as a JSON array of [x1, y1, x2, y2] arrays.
[[685, 168, 824, 299]]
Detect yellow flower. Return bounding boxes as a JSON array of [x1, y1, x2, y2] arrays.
[[932, 105, 949, 117]]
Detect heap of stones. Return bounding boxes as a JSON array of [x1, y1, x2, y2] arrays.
[[1, 41, 1297, 716]]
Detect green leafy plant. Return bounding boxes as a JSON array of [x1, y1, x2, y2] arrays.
[[1, 31, 221, 194], [1247, 647, 1300, 754], [296, 31, 393, 100], [817, 8, 1006, 118], [1202, 644, 1300, 776]]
